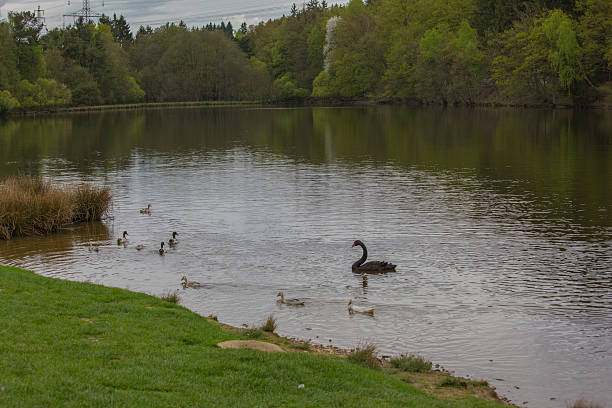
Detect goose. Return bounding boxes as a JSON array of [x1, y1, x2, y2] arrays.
[[158, 242, 167, 255], [351, 240, 396, 273], [135, 244, 145, 251], [168, 231, 179, 246], [181, 276, 203, 288], [117, 231, 128, 245], [140, 204, 152, 214], [348, 299, 374, 316], [277, 292, 305, 306], [88, 241, 99, 252]]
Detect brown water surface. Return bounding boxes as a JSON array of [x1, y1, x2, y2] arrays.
[[0, 107, 610, 407]]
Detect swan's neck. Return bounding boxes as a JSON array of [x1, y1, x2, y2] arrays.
[[280, 294, 285, 303], [352, 243, 367, 269]]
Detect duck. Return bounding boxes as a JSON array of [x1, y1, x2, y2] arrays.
[[135, 244, 145, 251], [140, 204, 152, 214], [181, 276, 203, 288], [117, 231, 128, 245], [88, 241, 99, 252], [277, 292, 305, 306], [168, 231, 179, 246], [351, 240, 396, 273], [158, 242, 167, 255], [348, 299, 374, 316]]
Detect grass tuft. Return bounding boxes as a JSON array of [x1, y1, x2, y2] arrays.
[[0, 176, 111, 240], [243, 327, 264, 339], [159, 290, 180, 304], [439, 377, 468, 388], [260, 314, 277, 333], [390, 354, 432, 373], [347, 342, 380, 370], [568, 399, 602, 408]]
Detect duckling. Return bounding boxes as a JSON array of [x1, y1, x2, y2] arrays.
[[348, 299, 374, 316], [88, 241, 99, 252], [135, 244, 145, 251], [277, 292, 305, 306], [158, 241, 167, 255], [117, 231, 128, 245], [140, 204, 152, 214], [181, 276, 203, 288], [168, 231, 179, 246]]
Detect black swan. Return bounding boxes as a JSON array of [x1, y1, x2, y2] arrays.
[[351, 240, 396, 273]]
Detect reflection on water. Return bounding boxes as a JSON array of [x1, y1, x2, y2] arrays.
[[0, 107, 610, 408]]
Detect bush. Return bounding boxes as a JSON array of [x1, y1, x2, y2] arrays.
[[0, 176, 112, 240], [0, 90, 20, 115], [390, 354, 433, 373], [347, 343, 380, 369]]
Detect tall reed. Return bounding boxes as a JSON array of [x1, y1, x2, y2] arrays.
[[0, 176, 111, 240]]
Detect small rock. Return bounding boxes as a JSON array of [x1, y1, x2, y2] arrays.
[[298, 384, 305, 389]]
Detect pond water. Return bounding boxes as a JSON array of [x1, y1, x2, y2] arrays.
[[0, 107, 610, 407]]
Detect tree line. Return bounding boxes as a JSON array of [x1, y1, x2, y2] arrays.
[[0, 0, 610, 114]]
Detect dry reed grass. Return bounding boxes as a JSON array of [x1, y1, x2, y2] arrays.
[[0, 176, 111, 240]]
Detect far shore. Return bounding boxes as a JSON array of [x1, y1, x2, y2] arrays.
[[4, 97, 611, 118]]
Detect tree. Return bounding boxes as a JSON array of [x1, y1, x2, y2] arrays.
[[0, 22, 20, 91]]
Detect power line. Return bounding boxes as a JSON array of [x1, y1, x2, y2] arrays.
[[63, 0, 103, 24]]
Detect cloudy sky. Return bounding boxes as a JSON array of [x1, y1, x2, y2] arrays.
[[0, 0, 309, 29]]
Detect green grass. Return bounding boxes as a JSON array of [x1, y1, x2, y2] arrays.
[[390, 354, 433, 373], [347, 343, 381, 370], [0, 266, 509, 407]]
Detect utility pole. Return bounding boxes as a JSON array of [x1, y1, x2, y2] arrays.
[[34, 5, 46, 29], [63, 0, 102, 25]]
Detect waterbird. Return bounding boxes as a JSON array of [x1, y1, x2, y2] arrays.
[[158, 242, 167, 255], [277, 292, 305, 306], [88, 241, 99, 252], [348, 299, 374, 316], [181, 276, 203, 288], [117, 231, 128, 245], [168, 231, 179, 246], [140, 204, 152, 214], [351, 240, 396, 273], [135, 244, 145, 251]]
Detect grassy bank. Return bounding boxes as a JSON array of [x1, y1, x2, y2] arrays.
[[0, 266, 512, 407], [0, 176, 111, 240]]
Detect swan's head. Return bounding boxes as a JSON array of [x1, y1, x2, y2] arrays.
[[276, 292, 283, 297], [352, 240, 363, 248], [172, 231, 178, 238], [348, 299, 353, 306], [181, 276, 187, 282], [160, 242, 165, 248], [123, 231, 128, 237]]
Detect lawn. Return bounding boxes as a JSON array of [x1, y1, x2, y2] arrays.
[[0, 266, 509, 407]]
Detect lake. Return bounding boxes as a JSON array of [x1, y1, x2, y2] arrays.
[[0, 106, 610, 407]]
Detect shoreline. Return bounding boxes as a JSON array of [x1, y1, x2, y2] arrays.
[[0, 265, 516, 407], [3, 97, 611, 118]]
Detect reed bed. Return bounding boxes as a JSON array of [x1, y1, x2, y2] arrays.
[[0, 176, 111, 240]]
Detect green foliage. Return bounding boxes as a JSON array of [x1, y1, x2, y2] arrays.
[[576, 0, 612, 84], [542, 10, 581, 91], [274, 72, 310, 99], [312, 70, 332, 96], [0, 90, 20, 115], [0, 23, 20, 91]]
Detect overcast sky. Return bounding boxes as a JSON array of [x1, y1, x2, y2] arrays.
[[0, 0, 311, 30]]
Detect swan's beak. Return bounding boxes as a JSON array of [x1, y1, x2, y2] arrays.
[[351, 243, 355, 248]]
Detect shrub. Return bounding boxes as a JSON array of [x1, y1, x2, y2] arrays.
[[0, 90, 20, 115], [390, 354, 433, 373], [568, 399, 602, 408], [347, 343, 380, 369]]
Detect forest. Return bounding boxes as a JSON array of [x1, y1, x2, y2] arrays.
[[0, 0, 610, 114]]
